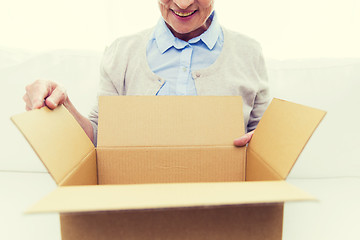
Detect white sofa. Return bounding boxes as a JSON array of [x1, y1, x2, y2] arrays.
[[1, 48, 359, 239]]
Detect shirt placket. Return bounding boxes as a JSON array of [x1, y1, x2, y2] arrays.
[[176, 45, 193, 95]]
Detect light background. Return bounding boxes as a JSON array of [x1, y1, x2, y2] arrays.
[[1, 1, 360, 239], [1, 0, 359, 59]]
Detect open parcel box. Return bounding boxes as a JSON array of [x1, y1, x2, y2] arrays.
[[11, 96, 326, 240]]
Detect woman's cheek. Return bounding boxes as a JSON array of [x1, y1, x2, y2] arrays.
[[198, 0, 214, 8], [158, 0, 170, 5]]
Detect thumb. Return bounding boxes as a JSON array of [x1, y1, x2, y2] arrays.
[[45, 85, 68, 109]]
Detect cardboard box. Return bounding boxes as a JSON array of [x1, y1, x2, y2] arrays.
[[11, 96, 326, 240]]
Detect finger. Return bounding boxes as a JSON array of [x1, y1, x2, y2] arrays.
[[23, 93, 31, 107], [233, 130, 254, 147], [45, 86, 67, 109], [233, 135, 251, 147], [23, 92, 44, 110], [25, 80, 51, 109], [32, 98, 46, 109]]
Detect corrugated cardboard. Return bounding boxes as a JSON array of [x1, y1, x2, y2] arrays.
[[26, 181, 314, 214], [97, 96, 244, 147], [246, 98, 326, 181], [59, 204, 285, 240], [11, 96, 326, 240], [97, 146, 245, 184], [11, 106, 94, 184]]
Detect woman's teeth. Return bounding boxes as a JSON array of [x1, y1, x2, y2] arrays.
[[173, 10, 196, 17]]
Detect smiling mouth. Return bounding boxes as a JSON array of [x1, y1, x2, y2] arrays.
[[172, 10, 197, 17]]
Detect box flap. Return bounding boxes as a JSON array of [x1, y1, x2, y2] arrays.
[[247, 99, 326, 180], [26, 181, 314, 214], [11, 106, 94, 185], [97, 96, 244, 147]]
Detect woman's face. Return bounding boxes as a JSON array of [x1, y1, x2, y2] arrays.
[[158, 0, 214, 41]]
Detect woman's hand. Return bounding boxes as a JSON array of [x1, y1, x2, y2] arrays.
[[23, 80, 68, 111], [22, 79, 94, 142], [233, 130, 255, 147]]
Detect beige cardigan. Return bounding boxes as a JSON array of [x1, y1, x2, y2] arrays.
[[89, 27, 270, 145]]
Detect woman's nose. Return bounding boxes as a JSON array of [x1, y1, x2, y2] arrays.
[[173, 0, 195, 9]]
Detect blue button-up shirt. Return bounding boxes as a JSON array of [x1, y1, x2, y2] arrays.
[[147, 12, 224, 95]]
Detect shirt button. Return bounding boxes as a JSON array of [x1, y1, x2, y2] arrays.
[[182, 67, 187, 72], [196, 73, 201, 78]]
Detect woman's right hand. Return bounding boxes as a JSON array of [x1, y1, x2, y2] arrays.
[[23, 80, 68, 111], [23, 79, 94, 142]]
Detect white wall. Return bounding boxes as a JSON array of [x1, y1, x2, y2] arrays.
[[1, 0, 359, 59]]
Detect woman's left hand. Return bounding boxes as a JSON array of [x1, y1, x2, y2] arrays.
[[233, 130, 255, 147]]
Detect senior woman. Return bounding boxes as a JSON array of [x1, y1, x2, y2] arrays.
[[23, 0, 270, 147]]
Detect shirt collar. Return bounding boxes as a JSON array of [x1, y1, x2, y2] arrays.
[[188, 11, 221, 50], [152, 11, 221, 54]]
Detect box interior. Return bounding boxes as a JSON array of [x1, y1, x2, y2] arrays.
[[10, 96, 326, 214]]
